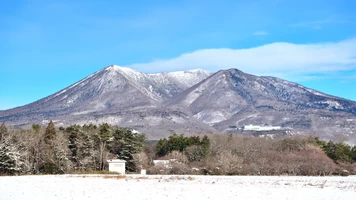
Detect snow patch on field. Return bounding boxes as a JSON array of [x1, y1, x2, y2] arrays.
[[1, 175, 355, 200]]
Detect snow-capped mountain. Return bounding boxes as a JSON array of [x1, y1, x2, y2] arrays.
[[167, 69, 356, 140], [1, 65, 356, 140], [0, 65, 214, 138]]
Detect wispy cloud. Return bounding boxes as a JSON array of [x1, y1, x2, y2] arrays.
[[253, 30, 268, 36], [129, 37, 356, 81], [291, 17, 350, 29]]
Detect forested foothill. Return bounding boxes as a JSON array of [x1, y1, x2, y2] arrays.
[[0, 121, 355, 176]]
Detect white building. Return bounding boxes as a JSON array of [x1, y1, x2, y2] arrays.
[[243, 124, 281, 131], [107, 159, 126, 174]]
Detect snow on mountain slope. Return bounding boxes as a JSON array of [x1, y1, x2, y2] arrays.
[[103, 65, 211, 99], [2, 65, 210, 115], [0, 65, 356, 141], [149, 69, 211, 88], [167, 69, 252, 124], [166, 68, 356, 140], [0, 65, 214, 138]]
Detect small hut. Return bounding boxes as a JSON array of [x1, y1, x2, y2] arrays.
[[107, 159, 126, 174]]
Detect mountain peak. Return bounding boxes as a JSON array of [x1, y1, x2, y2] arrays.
[[217, 68, 246, 75], [105, 65, 211, 77], [1, 66, 356, 141], [105, 65, 137, 73]]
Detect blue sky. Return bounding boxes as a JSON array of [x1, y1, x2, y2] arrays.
[[1, 0, 356, 110]]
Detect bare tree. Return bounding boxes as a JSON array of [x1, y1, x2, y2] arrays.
[[133, 152, 149, 171]]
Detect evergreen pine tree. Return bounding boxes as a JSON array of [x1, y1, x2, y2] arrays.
[[32, 124, 41, 134], [200, 135, 211, 158], [66, 124, 97, 170], [0, 136, 22, 175], [156, 138, 169, 156], [40, 120, 58, 173], [98, 123, 112, 170], [0, 122, 8, 141], [44, 120, 56, 144], [110, 127, 145, 171]]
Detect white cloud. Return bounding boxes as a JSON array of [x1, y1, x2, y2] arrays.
[[253, 31, 268, 36], [129, 38, 356, 81]]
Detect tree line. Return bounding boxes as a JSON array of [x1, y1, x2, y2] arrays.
[[315, 138, 356, 164], [155, 134, 210, 161], [149, 134, 355, 176], [0, 121, 145, 175], [1, 121, 355, 176]]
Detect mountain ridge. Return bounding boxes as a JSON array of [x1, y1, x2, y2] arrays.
[[1, 65, 355, 141]]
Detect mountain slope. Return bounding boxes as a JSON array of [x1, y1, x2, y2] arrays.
[[105, 66, 211, 99], [167, 69, 356, 139], [1, 66, 160, 118], [0, 65, 214, 138], [1, 66, 355, 140]]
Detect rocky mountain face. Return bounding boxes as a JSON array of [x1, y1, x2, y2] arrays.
[[1, 65, 356, 141]]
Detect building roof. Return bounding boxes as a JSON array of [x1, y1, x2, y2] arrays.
[[106, 159, 126, 163]]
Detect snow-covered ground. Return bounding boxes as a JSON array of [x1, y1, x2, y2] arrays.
[[1, 175, 355, 200]]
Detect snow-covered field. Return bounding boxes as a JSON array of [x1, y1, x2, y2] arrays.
[[1, 175, 355, 200]]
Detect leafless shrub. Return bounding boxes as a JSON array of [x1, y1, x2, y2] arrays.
[[170, 163, 190, 174], [166, 151, 188, 164], [210, 150, 243, 175], [337, 162, 356, 176], [146, 165, 170, 175], [185, 145, 205, 161], [133, 152, 149, 170], [296, 150, 336, 176], [274, 136, 317, 152]]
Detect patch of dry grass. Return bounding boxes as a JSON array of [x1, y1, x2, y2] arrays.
[[69, 170, 122, 175], [102, 175, 127, 179]]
